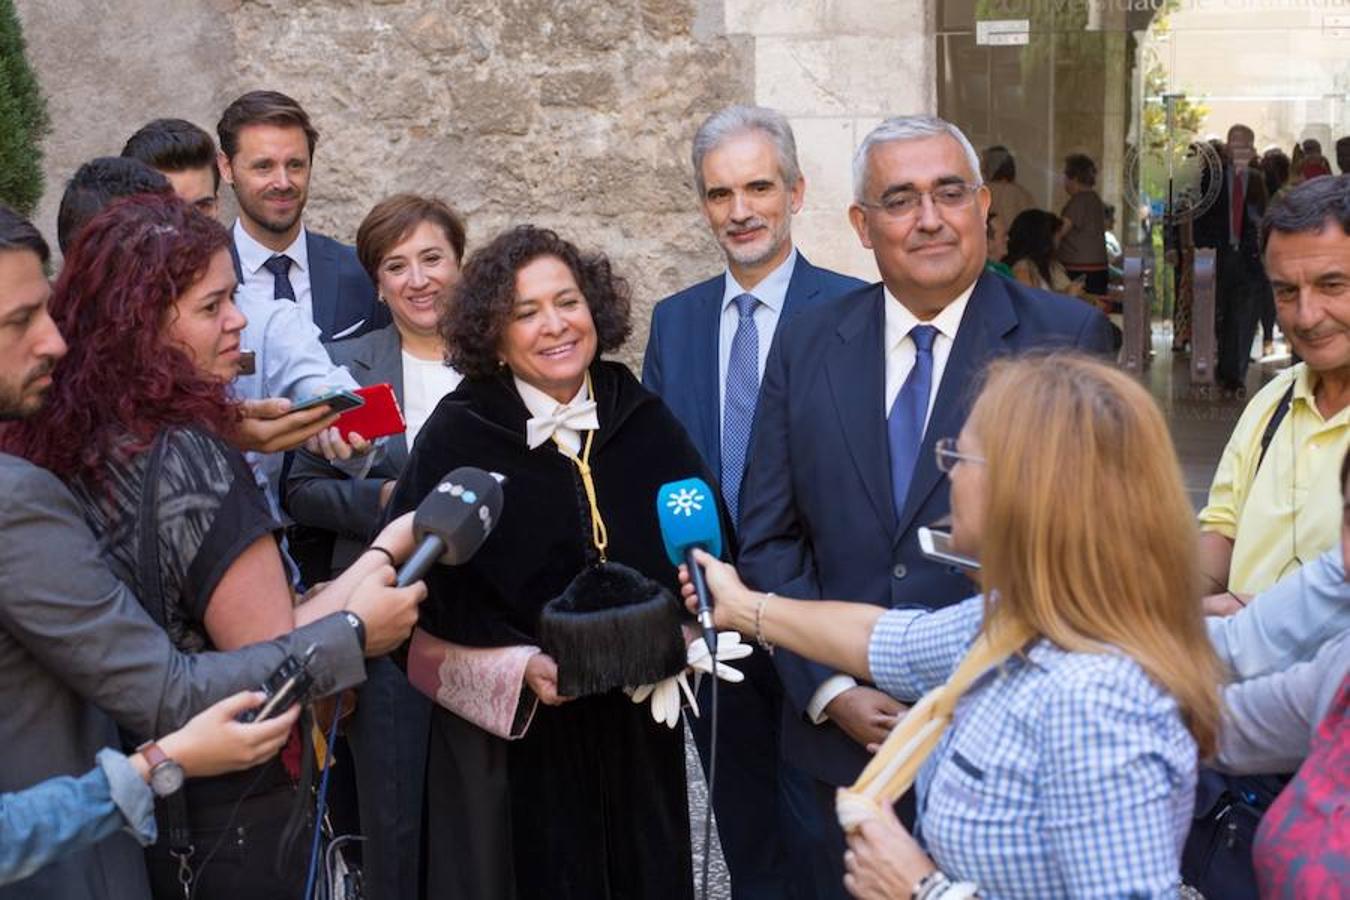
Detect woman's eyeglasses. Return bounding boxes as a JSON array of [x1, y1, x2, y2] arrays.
[[935, 437, 985, 474]]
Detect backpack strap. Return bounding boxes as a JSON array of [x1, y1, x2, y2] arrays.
[[1256, 383, 1296, 475]]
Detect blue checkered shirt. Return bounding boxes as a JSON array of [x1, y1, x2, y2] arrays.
[[868, 596, 1195, 899]]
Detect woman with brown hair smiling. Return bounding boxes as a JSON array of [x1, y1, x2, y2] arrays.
[[389, 225, 721, 899]]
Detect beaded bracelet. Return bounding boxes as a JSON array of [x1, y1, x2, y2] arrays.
[[754, 593, 775, 655]]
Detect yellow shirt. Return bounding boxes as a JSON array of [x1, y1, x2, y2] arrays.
[[1199, 364, 1350, 594]]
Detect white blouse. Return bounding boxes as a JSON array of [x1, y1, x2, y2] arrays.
[[401, 351, 463, 450]]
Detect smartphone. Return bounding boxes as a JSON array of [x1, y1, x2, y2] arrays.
[[238, 645, 317, 722], [917, 526, 980, 572], [291, 388, 365, 415], [336, 383, 406, 442]]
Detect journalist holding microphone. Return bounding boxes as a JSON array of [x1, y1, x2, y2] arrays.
[[682, 353, 1223, 899]]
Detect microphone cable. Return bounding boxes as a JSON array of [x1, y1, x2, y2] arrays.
[[700, 659, 718, 900], [302, 708, 344, 900]]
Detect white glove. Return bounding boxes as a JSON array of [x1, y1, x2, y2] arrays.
[[627, 672, 697, 729], [686, 631, 753, 690], [627, 632, 753, 728]]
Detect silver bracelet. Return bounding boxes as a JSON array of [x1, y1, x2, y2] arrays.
[[753, 592, 775, 655], [941, 882, 981, 900]]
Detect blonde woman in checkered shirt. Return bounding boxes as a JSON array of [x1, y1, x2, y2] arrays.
[[684, 354, 1223, 899]]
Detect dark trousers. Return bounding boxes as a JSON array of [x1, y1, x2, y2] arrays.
[[146, 784, 307, 900], [789, 774, 919, 900], [1216, 247, 1263, 387], [687, 648, 817, 900], [1256, 278, 1277, 344], [345, 656, 432, 900]]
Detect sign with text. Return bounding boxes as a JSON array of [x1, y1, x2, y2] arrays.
[[976, 19, 1032, 44]]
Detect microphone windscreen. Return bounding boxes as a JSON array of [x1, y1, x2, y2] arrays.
[[655, 477, 723, 567], [412, 467, 505, 565]]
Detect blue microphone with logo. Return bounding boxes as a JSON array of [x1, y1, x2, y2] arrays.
[[656, 477, 723, 650]]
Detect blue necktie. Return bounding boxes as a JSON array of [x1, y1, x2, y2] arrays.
[[722, 292, 760, 525], [887, 324, 939, 519], [263, 254, 296, 302]]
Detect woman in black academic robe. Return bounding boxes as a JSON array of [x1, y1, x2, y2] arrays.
[[389, 226, 710, 900]]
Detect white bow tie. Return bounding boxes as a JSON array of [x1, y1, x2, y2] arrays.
[[526, 400, 599, 449]]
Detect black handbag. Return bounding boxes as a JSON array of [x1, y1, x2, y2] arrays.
[[1180, 768, 1285, 899]]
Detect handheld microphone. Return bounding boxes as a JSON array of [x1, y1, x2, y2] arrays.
[[655, 477, 724, 645], [396, 467, 506, 587], [655, 477, 725, 900]]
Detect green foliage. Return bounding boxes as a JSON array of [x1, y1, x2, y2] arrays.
[[0, 0, 49, 217]]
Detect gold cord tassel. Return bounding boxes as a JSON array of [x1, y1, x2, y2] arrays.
[[552, 373, 609, 561]]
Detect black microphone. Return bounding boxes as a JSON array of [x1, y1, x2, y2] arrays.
[[396, 467, 506, 587]]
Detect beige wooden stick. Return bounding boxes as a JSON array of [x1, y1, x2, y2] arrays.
[[836, 621, 1034, 833]]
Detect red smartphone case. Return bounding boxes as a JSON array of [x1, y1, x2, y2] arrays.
[[336, 383, 406, 441]]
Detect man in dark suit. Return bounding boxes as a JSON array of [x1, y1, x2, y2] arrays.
[[217, 90, 387, 344], [1192, 124, 1269, 389], [737, 115, 1113, 898], [643, 105, 864, 900]]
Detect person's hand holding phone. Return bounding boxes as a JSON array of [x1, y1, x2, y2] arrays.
[[146, 691, 300, 779], [234, 397, 339, 454], [305, 426, 373, 462]]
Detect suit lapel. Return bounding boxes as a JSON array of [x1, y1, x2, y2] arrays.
[[693, 276, 724, 470], [307, 232, 340, 340], [372, 328, 410, 466], [228, 240, 244, 283], [780, 253, 823, 321], [825, 286, 895, 535], [894, 274, 1017, 541]]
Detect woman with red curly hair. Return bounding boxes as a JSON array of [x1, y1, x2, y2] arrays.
[[1, 193, 408, 900]]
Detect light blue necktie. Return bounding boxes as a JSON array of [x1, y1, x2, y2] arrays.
[[722, 292, 760, 524], [887, 324, 939, 519]]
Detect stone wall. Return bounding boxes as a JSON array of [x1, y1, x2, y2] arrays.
[[19, 0, 753, 370], [19, 0, 937, 368], [725, 0, 937, 280]]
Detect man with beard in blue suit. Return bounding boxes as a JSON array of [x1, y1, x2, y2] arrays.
[[736, 115, 1114, 898], [643, 105, 864, 900]]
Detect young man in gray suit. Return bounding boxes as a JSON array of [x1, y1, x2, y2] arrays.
[[643, 105, 865, 900], [0, 206, 423, 900]]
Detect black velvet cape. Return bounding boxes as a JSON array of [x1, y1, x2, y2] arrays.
[[389, 360, 712, 900]]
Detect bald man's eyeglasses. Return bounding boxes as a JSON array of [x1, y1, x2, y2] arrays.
[[858, 183, 982, 220]]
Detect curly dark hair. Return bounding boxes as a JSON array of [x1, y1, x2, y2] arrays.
[[443, 225, 632, 378], [1, 193, 239, 489]]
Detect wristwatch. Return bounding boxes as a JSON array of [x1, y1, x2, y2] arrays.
[[343, 610, 367, 652], [136, 741, 185, 798]]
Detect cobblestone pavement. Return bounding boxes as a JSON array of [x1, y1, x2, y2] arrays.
[[685, 724, 732, 899]]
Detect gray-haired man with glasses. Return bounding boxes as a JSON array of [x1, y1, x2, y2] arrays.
[[736, 114, 1112, 898]]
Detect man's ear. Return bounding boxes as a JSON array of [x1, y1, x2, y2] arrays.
[[848, 204, 873, 250]]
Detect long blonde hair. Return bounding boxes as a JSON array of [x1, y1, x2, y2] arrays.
[[969, 354, 1221, 756]]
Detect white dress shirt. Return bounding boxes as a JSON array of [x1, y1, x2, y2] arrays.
[[807, 279, 976, 725], [229, 220, 374, 568], [233, 219, 314, 322], [717, 248, 797, 431], [402, 352, 463, 451], [514, 377, 594, 455]]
